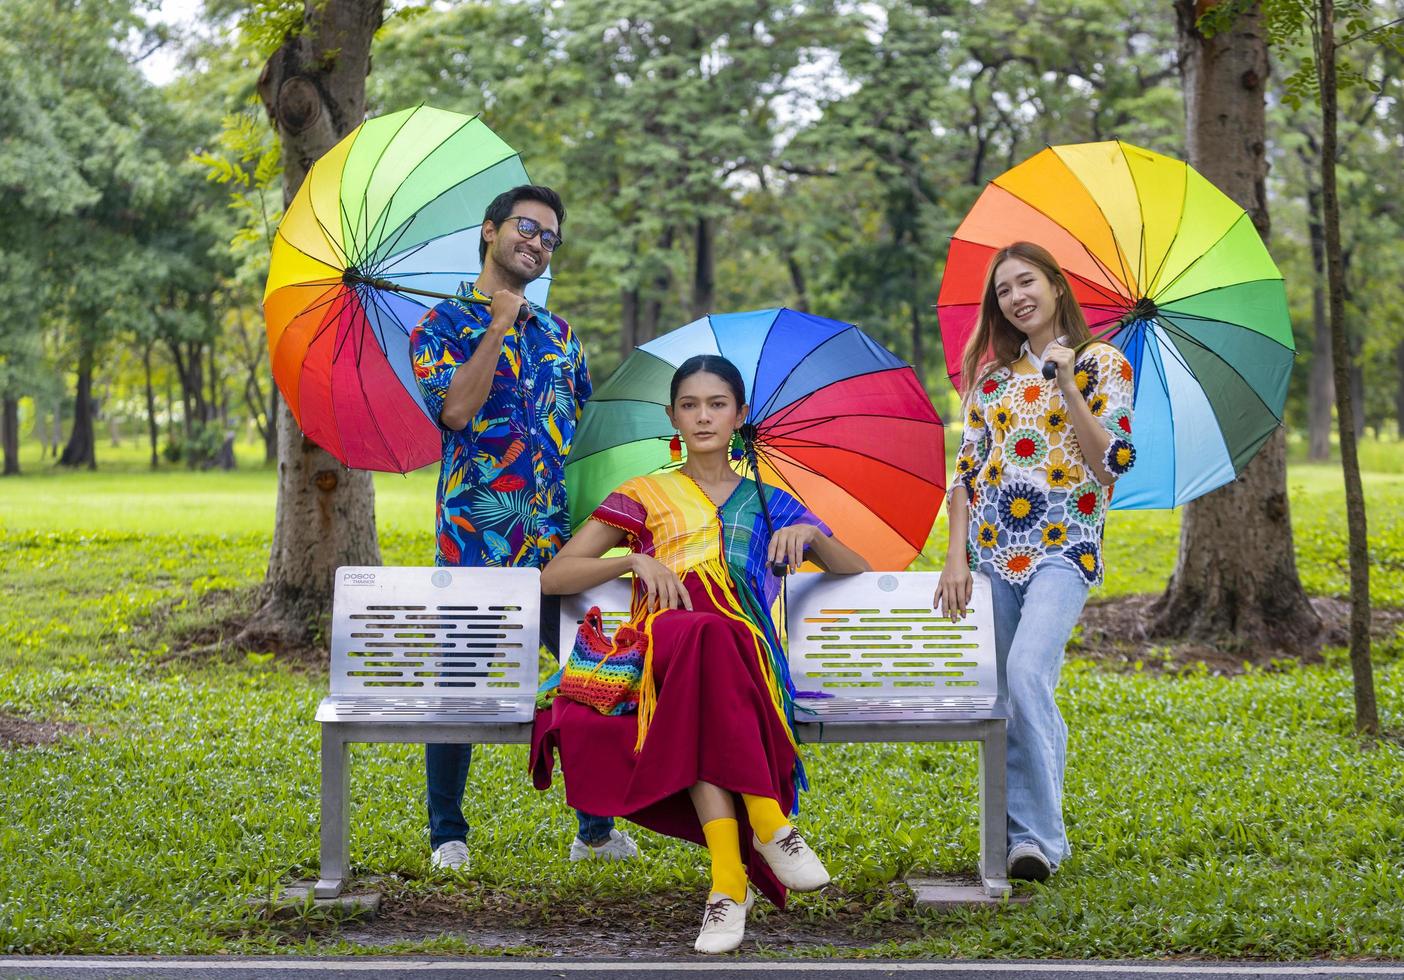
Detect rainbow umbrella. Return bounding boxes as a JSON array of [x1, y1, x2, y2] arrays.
[[566, 309, 946, 571], [263, 105, 548, 472], [937, 140, 1295, 508]]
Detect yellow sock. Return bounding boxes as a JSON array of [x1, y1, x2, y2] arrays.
[[701, 817, 748, 902], [742, 793, 789, 844]]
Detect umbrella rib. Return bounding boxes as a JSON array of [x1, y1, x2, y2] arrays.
[[349, 287, 409, 471], [1118, 140, 1151, 295], [763, 412, 944, 444], [301, 286, 361, 454], [752, 325, 861, 421], [1154, 316, 1284, 423], [301, 201, 353, 271], [1156, 282, 1295, 348], [351, 105, 423, 265], [370, 149, 523, 278], [364, 112, 488, 259], [759, 435, 947, 492], [272, 227, 348, 281], [755, 443, 934, 553], [1092, 142, 1140, 297], [1157, 305, 1295, 353], [756, 357, 925, 431], [1148, 211, 1253, 303], [1140, 154, 1189, 295]]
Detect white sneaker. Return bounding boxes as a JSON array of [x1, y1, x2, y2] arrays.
[[752, 826, 830, 892], [693, 888, 753, 954], [569, 828, 640, 862], [1008, 841, 1052, 882], [430, 840, 469, 871]]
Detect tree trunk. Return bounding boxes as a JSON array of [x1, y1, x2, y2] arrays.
[[267, 386, 279, 464], [908, 262, 926, 386], [690, 216, 715, 319], [59, 343, 97, 470], [1394, 340, 1404, 436], [143, 344, 160, 469], [1306, 183, 1333, 460], [786, 253, 811, 313], [241, 0, 384, 650], [1, 397, 18, 476], [1150, 0, 1321, 652], [620, 286, 640, 360], [1317, 0, 1376, 733], [104, 382, 120, 448], [1350, 356, 1364, 439], [50, 403, 61, 458], [639, 227, 675, 344]]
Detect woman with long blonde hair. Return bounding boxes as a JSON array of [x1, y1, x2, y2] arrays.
[[936, 242, 1138, 882]]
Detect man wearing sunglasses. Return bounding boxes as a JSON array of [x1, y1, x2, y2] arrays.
[[410, 185, 639, 872]]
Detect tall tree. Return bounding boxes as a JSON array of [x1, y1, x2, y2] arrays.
[[1148, 0, 1323, 651], [1265, 0, 1403, 732], [242, 0, 384, 648], [1315, 0, 1374, 732]]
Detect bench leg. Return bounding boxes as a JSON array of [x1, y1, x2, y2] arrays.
[[978, 726, 1011, 898], [316, 726, 349, 899]]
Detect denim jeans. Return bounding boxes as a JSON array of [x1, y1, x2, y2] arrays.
[[425, 593, 615, 848], [983, 560, 1089, 867]]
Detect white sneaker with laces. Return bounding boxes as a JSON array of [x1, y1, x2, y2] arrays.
[[1008, 841, 1052, 882], [752, 826, 830, 891], [430, 840, 469, 871], [693, 888, 754, 954], [569, 828, 640, 862]]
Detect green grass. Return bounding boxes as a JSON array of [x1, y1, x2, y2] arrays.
[[1, 444, 1402, 956]]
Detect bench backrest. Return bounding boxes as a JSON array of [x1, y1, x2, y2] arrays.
[[559, 571, 998, 702], [785, 571, 997, 700], [330, 566, 540, 699]]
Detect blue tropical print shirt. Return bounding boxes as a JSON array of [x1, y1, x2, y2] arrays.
[[410, 282, 592, 568]]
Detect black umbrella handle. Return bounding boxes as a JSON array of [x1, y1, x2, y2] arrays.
[[739, 423, 790, 577], [343, 272, 529, 320], [1043, 301, 1153, 377]]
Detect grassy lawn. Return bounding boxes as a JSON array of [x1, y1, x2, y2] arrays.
[[1, 442, 1401, 957]]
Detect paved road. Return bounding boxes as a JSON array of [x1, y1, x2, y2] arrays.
[[2, 959, 1403, 980]]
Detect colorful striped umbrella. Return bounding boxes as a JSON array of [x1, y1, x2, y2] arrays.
[[263, 105, 549, 472], [937, 140, 1295, 509], [566, 309, 946, 571]]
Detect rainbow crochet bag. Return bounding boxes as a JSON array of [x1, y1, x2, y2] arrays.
[[558, 607, 650, 716]]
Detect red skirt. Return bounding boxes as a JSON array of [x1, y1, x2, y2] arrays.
[[530, 572, 799, 906]]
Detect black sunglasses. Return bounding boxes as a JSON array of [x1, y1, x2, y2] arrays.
[[504, 215, 563, 252]]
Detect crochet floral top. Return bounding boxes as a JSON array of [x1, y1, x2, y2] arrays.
[[955, 343, 1137, 587]]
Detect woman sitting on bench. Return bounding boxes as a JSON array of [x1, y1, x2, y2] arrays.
[[531, 354, 870, 954]]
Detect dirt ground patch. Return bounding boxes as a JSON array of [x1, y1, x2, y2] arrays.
[[147, 587, 327, 669], [266, 882, 933, 954], [1074, 594, 1404, 674], [0, 714, 83, 750]]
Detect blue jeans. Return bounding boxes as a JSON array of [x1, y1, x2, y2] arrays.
[[425, 744, 615, 847], [983, 560, 1089, 867], [425, 593, 615, 848]]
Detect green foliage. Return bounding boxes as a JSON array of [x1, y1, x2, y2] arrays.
[[192, 107, 283, 250]]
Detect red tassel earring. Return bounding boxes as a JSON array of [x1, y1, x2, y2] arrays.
[[669, 433, 682, 463]]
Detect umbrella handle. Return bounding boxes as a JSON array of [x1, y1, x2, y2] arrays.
[[1040, 337, 1100, 380], [1043, 302, 1152, 377], [344, 272, 529, 319]]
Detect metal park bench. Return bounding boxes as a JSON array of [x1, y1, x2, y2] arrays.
[[315, 566, 1009, 900]]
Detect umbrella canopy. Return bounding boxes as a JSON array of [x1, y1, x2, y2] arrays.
[[937, 140, 1295, 509], [566, 309, 946, 571], [263, 105, 549, 472]]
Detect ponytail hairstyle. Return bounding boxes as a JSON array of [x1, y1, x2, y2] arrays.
[[958, 242, 1092, 402]]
